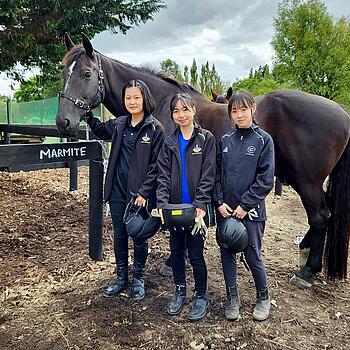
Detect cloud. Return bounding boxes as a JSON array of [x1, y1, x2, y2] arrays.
[[92, 0, 280, 82], [1, 0, 350, 96]]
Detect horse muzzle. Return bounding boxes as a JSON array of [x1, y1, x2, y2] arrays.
[[55, 114, 80, 137]]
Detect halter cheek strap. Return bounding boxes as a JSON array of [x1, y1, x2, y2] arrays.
[[59, 53, 105, 113]]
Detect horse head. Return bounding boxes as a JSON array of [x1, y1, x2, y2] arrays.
[[210, 89, 219, 102], [56, 33, 105, 136], [210, 87, 233, 104]]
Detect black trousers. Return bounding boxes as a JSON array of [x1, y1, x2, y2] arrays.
[[109, 201, 148, 279], [170, 230, 207, 294]]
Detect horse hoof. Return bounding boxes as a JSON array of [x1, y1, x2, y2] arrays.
[[290, 274, 313, 288]]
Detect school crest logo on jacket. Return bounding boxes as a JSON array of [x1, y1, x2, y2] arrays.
[[141, 133, 151, 144], [192, 144, 202, 155], [246, 145, 256, 156]]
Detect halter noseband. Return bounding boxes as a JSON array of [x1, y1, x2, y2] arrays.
[[59, 53, 105, 113]]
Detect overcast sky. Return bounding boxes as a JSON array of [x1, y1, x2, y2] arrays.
[[1, 0, 349, 96]]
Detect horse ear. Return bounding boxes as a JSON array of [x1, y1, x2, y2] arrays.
[[64, 32, 75, 51], [82, 33, 94, 59], [226, 87, 233, 100], [211, 89, 218, 101]]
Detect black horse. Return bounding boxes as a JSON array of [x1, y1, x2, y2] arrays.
[[56, 33, 350, 288]]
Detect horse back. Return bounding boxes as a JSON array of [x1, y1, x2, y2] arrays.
[[255, 90, 350, 187]]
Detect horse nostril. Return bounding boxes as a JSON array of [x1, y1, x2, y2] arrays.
[[65, 118, 70, 128]]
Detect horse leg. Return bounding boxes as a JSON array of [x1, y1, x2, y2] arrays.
[[298, 229, 311, 268], [290, 187, 331, 288]]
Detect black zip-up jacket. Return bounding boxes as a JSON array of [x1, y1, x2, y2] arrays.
[[157, 124, 216, 212], [87, 113, 165, 207], [213, 123, 275, 221]]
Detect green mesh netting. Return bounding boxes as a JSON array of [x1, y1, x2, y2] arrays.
[[0, 104, 7, 124], [0, 97, 101, 144], [0, 97, 101, 125]]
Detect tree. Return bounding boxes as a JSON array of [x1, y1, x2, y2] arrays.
[[231, 76, 286, 97], [230, 64, 288, 97], [199, 62, 210, 96], [0, 95, 8, 104], [254, 64, 271, 80], [199, 61, 227, 99], [209, 64, 226, 96], [158, 58, 227, 100], [0, 0, 166, 89], [13, 67, 64, 102], [190, 59, 199, 88], [160, 59, 184, 82], [271, 0, 350, 103], [13, 74, 63, 102], [13, 76, 44, 102], [183, 65, 189, 84]]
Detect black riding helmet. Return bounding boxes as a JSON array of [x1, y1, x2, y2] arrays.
[[124, 201, 161, 240], [162, 203, 196, 232], [216, 216, 248, 253]]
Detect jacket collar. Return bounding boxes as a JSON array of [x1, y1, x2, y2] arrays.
[[115, 114, 154, 127], [165, 122, 202, 147], [234, 122, 259, 136]]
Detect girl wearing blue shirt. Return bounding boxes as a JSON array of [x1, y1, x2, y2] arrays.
[[157, 93, 216, 321]]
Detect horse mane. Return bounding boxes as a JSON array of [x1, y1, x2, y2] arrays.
[[62, 45, 203, 97], [62, 45, 84, 66], [116, 59, 203, 97]]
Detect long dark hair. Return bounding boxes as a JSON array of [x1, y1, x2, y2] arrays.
[[122, 79, 155, 116]]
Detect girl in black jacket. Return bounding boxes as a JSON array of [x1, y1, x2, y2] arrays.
[[214, 90, 275, 321], [87, 79, 165, 301], [157, 93, 216, 321]]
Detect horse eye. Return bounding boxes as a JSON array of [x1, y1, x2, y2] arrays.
[[84, 71, 92, 80]]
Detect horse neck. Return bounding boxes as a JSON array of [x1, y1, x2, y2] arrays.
[[101, 55, 178, 116], [100, 57, 130, 116], [99, 54, 214, 135]]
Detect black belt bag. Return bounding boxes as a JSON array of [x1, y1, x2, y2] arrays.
[[162, 203, 196, 232]]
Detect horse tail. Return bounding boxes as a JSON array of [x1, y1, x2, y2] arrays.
[[325, 137, 350, 279]]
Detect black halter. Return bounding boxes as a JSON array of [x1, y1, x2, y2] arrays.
[[59, 53, 105, 113]]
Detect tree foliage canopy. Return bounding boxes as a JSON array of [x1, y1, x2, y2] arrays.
[[271, 0, 350, 104], [190, 58, 199, 88], [0, 95, 8, 104], [160, 59, 184, 82], [159, 58, 227, 99], [0, 0, 166, 78], [198, 62, 227, 99], [232, 65, 288, 97]]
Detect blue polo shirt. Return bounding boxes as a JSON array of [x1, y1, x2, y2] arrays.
[[178, 132, 191, 204]]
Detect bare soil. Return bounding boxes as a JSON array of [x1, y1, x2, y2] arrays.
[[0, 167, 349, 350]]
